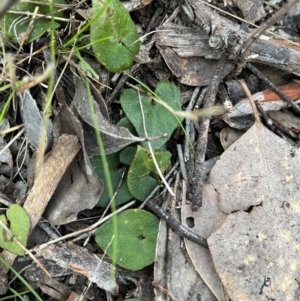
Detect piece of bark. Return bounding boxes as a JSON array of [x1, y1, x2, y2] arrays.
[[24, 135, 81, 230], [0, 134, 81, 295], [222, 81, 300, 121], [35, 241, 119, 295], [268, 110, 300, 133], [38, 277, 71, 301], [157, 2, 300, 76]]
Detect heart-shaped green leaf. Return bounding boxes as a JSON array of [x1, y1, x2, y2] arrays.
[[90, 152, 133, 207], [120, 80, 183, 150], [90, 0, 140, 73], [128, 146, 171, 201], [4, 0, 64, 43], [0, 204, 30, 255], [95, 209, 159, 271]]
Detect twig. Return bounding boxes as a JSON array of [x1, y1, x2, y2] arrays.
[[241, 0, 299, 54], [246, 63, 300, 115], [145, 198, 208, 248], [191, 55, 227, 210], [106, 64, 140, 107], [184, 87, 200, 161], [233, 0, 299, 75], [176, 144, 188, 183]]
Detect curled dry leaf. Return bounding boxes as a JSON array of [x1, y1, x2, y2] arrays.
[[44, 105, 103, 225], [181, 184, 228, 301], [20, 90, 53, 150], [73, 76, 145, 154], [208, 106, 300, 300], [0, 119, 13, 180]]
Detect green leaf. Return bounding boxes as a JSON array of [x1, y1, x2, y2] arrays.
[[120, 80, 183, 150], [117, 117, 137, 136], [128, 146, 171, 201], [95, 209, 159, 271], [90, 0, 140, 72], [4, 0, 64, 43], [90, 153, 133, 207], [119, 145, 137, 166], [0, 204, 30, 256]]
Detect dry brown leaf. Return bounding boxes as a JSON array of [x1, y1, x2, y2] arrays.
[[73, 76, 144, 154], [20, 90, 53, 150], [44, 105, 103, 225], [181, 184, 228, 301], [154, 181, 217, 301], [156, 46, 234, 87], [220, 127, 245, 150], [208, 102, 300, 300]]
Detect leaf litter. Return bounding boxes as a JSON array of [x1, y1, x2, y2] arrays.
[[0, 1, 299, 300], [207, 81, 300, 301]]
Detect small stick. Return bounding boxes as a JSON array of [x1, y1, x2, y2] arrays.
[[233, 0, 299, 75], [177, 144, 188, 183], [191, 55, 227, 210], [184, 87, 200, 161], [246, 63, 300, 115], [146, 198, 208, 248]]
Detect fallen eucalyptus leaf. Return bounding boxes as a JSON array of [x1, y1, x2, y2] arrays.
[[73, 76, 145, 154], [20, 90, 53, 150], [44, 105, 103, 225], [181, 184, 228, 301], [95, 209, 159, 271], [208, 104, 300, 300]]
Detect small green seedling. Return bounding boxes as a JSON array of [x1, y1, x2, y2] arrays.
[[95, 209, 159, 271], [127, 145, 171, 201], [120, 80, 183, 150], [90, 0, 140, 72], [0, 204, 30, 256]]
